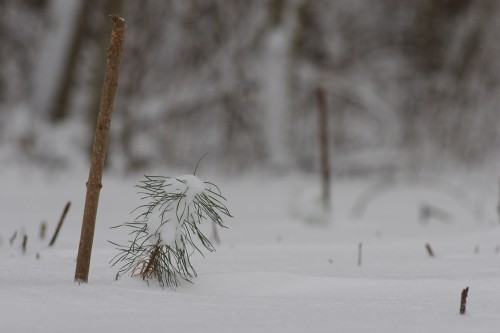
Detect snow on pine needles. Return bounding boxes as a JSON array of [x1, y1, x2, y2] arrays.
[[110, 175, 232, 288]]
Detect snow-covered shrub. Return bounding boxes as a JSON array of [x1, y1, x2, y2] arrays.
[[110, 175, 231, 288]]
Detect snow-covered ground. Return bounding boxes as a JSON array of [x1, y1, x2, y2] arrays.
[[1, 168, 499, 333]]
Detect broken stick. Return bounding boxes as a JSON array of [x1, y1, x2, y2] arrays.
[[460, 287, 469, 315]]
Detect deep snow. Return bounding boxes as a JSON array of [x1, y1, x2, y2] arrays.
[[1, 169, 499, 333]]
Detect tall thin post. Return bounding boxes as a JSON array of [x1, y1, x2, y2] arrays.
[[75, 16, 126, 283], [315, 87, 331, 213]]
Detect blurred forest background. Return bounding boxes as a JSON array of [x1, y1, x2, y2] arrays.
[[0, 0, 499, 176]]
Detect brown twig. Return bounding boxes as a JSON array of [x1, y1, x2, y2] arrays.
[[75, 16, 126, 284], [141, 246, 160, 280], [49, 202, 71, 247], [22, 234, 28, 254], [460, 287, 469, 314], [425, 243, 434, 257], [40, 221, 47, 240]]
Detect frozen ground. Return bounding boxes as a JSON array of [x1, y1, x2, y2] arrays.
[[1, 168, 499, 333]]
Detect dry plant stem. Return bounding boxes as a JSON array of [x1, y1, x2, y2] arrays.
[[425, 243, 434, 257], [358, 243, 362, 266], [49, 201, 71, 247], [141, 246, 161, 279], [460, 287, 469, 314], [40, 221, 47, 240], [75, 16, 126, 283], [315, 87, 331, 212], [22, 235, 28, 254]]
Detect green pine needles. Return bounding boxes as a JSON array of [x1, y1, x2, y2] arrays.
[[110, 174, 232, 288]]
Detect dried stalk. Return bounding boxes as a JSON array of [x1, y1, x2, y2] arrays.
[[141, 246, 160, 280], [49, 201, 71, 247], [425, 243, 434, 257], [40, 221, 47, 240], [460, 287, 469, 314], [358, 243, 362, 266], [22, 235, 28, 254], [75, 16, 126, 283]]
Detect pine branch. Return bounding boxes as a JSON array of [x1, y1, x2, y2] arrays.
[[110, 174, 232, 288]]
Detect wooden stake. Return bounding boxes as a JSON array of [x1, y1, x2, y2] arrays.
[[460, 287, 469, 314], [315, 87, 331, 213], [75, 16, 126, 284], [425, 243, 434, 257], [49, 201, 71, 247]]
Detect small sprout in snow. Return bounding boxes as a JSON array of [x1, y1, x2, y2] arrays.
[[110, 175, 232, 288]]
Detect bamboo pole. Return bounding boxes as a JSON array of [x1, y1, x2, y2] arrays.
[[75, 16, 126, 283]]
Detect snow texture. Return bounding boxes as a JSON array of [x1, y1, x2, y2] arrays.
[[1, 170, 499, 333]]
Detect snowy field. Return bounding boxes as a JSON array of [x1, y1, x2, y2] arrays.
[[1, 168, 499, 333]]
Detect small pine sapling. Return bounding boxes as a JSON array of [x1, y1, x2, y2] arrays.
[[110, 175, 232, 288]]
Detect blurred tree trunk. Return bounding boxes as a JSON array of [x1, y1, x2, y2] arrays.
[[262, 0, 299, 169], [49, 0, 95, 122]]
